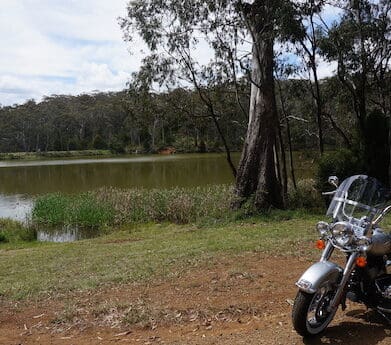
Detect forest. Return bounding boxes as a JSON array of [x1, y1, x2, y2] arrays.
[[0, 76, 360, 155]]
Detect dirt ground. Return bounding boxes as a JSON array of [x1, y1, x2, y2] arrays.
[[0, 253, 390, 345]]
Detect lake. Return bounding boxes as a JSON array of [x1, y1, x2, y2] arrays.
[[0, 151, 316, 223], [0, 153, 239, 221]]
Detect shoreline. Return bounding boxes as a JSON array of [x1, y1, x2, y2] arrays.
[[0, 149, 240, 162]]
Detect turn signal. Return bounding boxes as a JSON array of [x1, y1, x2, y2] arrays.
[[356, 257, 367, 268], [316, 239, 326, 250]]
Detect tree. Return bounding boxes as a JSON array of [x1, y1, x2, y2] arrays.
[[120, 0, 303, 209], [295, 0, 327, 155], [320, 0, 391, 184]]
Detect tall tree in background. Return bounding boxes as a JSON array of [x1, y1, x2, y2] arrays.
[[296, 0, 326, 155], [320, 0, 390, 184], [120, 0, 303, 209]]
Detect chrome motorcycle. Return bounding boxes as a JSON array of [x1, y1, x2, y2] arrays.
[[292, 175, 391, 337]]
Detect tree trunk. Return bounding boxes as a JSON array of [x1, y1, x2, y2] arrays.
[[234, 24, 283, 210]]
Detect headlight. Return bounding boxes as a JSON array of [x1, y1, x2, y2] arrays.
[[316, 221, 330, 237], [332, 222, 354, 247]]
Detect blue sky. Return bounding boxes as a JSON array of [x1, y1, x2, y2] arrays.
[[0, 1, 340, 106]]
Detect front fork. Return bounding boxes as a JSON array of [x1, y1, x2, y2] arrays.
[[329, 253, 358, 312], [321, 242, 358, 312]]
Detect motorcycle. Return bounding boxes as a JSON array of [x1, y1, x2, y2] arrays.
[[292, 174, 391, 337]]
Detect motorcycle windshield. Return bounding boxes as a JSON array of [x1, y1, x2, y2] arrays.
[[326, 175, 387, 222]]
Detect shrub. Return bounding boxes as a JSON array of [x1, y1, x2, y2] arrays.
[[287, 179, 324, 211], [317, 149, 363, 191]]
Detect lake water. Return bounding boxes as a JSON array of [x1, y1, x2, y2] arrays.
[[0, 153, 238, 222]]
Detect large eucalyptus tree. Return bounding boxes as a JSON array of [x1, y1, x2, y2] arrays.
[[120, 0, 303, 209]]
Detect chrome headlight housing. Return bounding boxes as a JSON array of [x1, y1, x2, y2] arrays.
[[316, 221, 330, 237], [331, 222, 354, 247]]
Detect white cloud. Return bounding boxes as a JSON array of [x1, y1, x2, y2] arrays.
[[0, 1, 340, 106], [317, 59, 338, 79], [0, 0, 141, 105]]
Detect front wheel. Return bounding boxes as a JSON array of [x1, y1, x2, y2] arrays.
[[292, 285, 337, 337]]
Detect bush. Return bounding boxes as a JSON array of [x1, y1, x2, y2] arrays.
[[287, 179, 324, 211], [317, 149, 363, 191]]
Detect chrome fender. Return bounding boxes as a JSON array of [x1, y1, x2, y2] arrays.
[[296, 261, 343, 294]]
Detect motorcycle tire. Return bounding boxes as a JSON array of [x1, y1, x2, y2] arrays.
[[292, 288, 336, 337]]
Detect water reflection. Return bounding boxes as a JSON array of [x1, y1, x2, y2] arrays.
[[0, 153, 238, 195], [36, 226, 98, 243], [0, 194, 33, 222]]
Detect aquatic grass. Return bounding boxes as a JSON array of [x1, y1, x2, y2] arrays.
[[32, 193, 114, 227], [93, 184, 234, 224], [0, 219, 36, 243], [31, 183, 321, 228]]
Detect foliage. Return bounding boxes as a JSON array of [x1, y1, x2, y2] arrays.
[[318, 0, 390, 182]]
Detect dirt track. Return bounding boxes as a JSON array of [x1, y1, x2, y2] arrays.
[[0, 253, 390, 345]]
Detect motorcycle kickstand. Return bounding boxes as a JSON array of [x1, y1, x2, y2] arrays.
[[375, 308, 391, 324]]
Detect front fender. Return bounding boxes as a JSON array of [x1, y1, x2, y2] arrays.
[[296, 261, 342, 294]]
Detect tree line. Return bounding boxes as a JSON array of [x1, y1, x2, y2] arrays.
[[0, 74, 370, 156], [0, 87, 244, 154]]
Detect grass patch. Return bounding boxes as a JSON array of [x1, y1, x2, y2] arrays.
[[0, 214, 320, 300], [32, 193, 114, 227]]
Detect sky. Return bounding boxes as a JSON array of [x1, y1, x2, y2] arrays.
[[0, 0, 143, 106], [0, 1, 341, 107]]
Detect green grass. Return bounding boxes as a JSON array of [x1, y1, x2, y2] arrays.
[[0, 214, 320, 300]]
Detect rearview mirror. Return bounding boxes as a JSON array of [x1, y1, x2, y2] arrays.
[[328, 176, 339, 188]]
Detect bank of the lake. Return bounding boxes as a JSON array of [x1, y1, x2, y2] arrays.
[[0, 214, 320, 300], [0, 150, 113, 161]]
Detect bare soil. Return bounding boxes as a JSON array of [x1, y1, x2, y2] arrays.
[[0, 253, 390, 345]]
